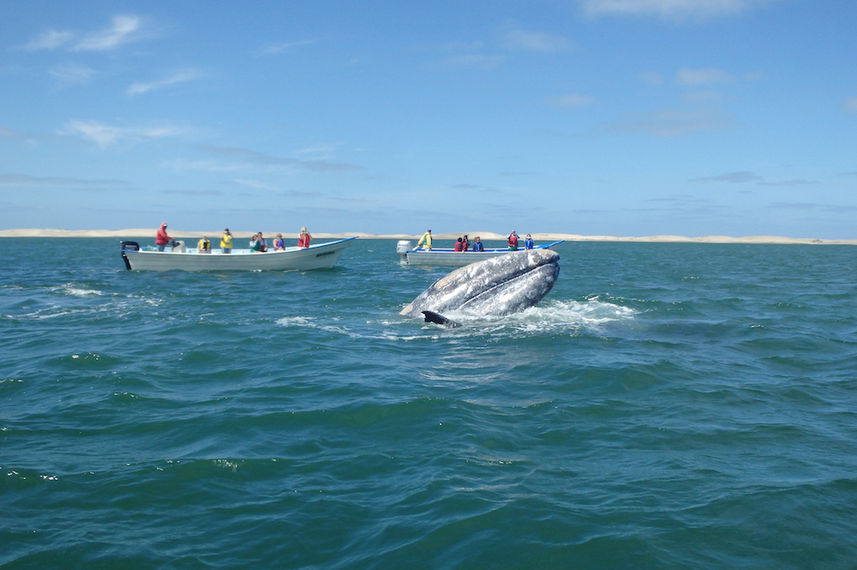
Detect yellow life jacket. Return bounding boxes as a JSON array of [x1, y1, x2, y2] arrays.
[[417, 231, 432, 249]]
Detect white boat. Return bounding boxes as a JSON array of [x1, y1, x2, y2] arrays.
[[120, 237, 356, 271], [396, 239, 564, 266]]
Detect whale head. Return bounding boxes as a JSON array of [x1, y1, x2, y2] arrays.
[[400, 249, 560, 323]]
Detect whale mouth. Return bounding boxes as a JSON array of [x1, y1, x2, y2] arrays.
[[401, 249, 560, 321]]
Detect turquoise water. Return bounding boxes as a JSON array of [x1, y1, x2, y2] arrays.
[[2, 238, 856, 568]]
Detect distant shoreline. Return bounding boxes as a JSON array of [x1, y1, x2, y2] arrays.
[[1, 228, 855, 245]]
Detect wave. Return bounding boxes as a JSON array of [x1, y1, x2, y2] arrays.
[[273, 297, 636, 345]]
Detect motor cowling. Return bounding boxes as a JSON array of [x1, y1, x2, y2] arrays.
[[396, 240, 412, 264]]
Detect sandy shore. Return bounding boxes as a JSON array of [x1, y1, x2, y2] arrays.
[[0, 228, 855, 245]]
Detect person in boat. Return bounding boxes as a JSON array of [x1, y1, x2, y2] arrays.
[[197, 236, 211, 253], [220, 228, 232, 254], [524, 234, 534, 249], [454, 237, 463, 252], [472, 236, 485, 252], [273, 233, 286, 251], [415, 229, 432, 250], [250, 232, 267, 252], [155, 222, 174, 252], [508, 230, 519, 251], [298, 227, 312, 248], [462, 235, 469, 251]]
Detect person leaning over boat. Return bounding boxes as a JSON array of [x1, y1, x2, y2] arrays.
[[508, 230, 519, 251], [524, 234, 534, 249], [197, 236, 211, 253], [298, 227, 312, 248], [415, 229, 432, 250], [220, 228, 232, 254], [472, 236, 484, 252], [155, 222, 174, 251]]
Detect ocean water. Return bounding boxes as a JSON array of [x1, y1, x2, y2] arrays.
[[2, 237, 856, 568]]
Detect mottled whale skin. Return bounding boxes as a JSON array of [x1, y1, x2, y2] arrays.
[[400, 249, 560, 323]]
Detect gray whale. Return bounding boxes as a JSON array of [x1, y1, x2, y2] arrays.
[[400, 249, 560, 324]]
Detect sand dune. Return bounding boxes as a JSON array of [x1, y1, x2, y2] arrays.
[[0, 228, 855, 245]]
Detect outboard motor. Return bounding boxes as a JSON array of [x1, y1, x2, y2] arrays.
[[396, 240, 412, 264], [120, 240, 140, 271], [171, 240, 186, 253]]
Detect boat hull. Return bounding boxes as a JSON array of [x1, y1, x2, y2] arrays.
[[121, 238, 356, 271], [401, 241, 564, 266]]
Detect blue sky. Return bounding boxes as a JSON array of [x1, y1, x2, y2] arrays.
[[1, 0, 856, 238]]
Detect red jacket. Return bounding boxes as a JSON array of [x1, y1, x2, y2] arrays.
[[156, 225, 172, 245]]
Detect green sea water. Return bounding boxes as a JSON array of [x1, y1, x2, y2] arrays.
[[2, 238, 856, 568]]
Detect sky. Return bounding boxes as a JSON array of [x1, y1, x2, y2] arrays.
[[1, 0, 856, 238]]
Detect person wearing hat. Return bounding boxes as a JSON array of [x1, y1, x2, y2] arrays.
[[220, 228, 232, 254], [155, 222, 173, 251], [298, 227, 312, 248], [415, 228, 432, 250]]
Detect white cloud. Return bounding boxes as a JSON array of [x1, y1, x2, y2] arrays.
[[128, 70, 203, 96], [611, 108, 732, 137], [638, 71, 665, 86], [690, 171, 818, 186], [681, 90, 725, 104], [49, 63, 96, 85], [165, 159, 244, 172], [22, 29, 74, 51], [676, 67, 733, 86], [75, 15, 141, 51], [62, 120, 186, 147], [20, 15, 145, 52], [0, 173, 124, 187], [260, 39, 318, 55], [63, 121, 121, 146], [233, 178, 277, 190], [504, 29, 570, 53], [581, 0, 772, 20], [691, 170, 763, 183], [195, 145, 362, 172]]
